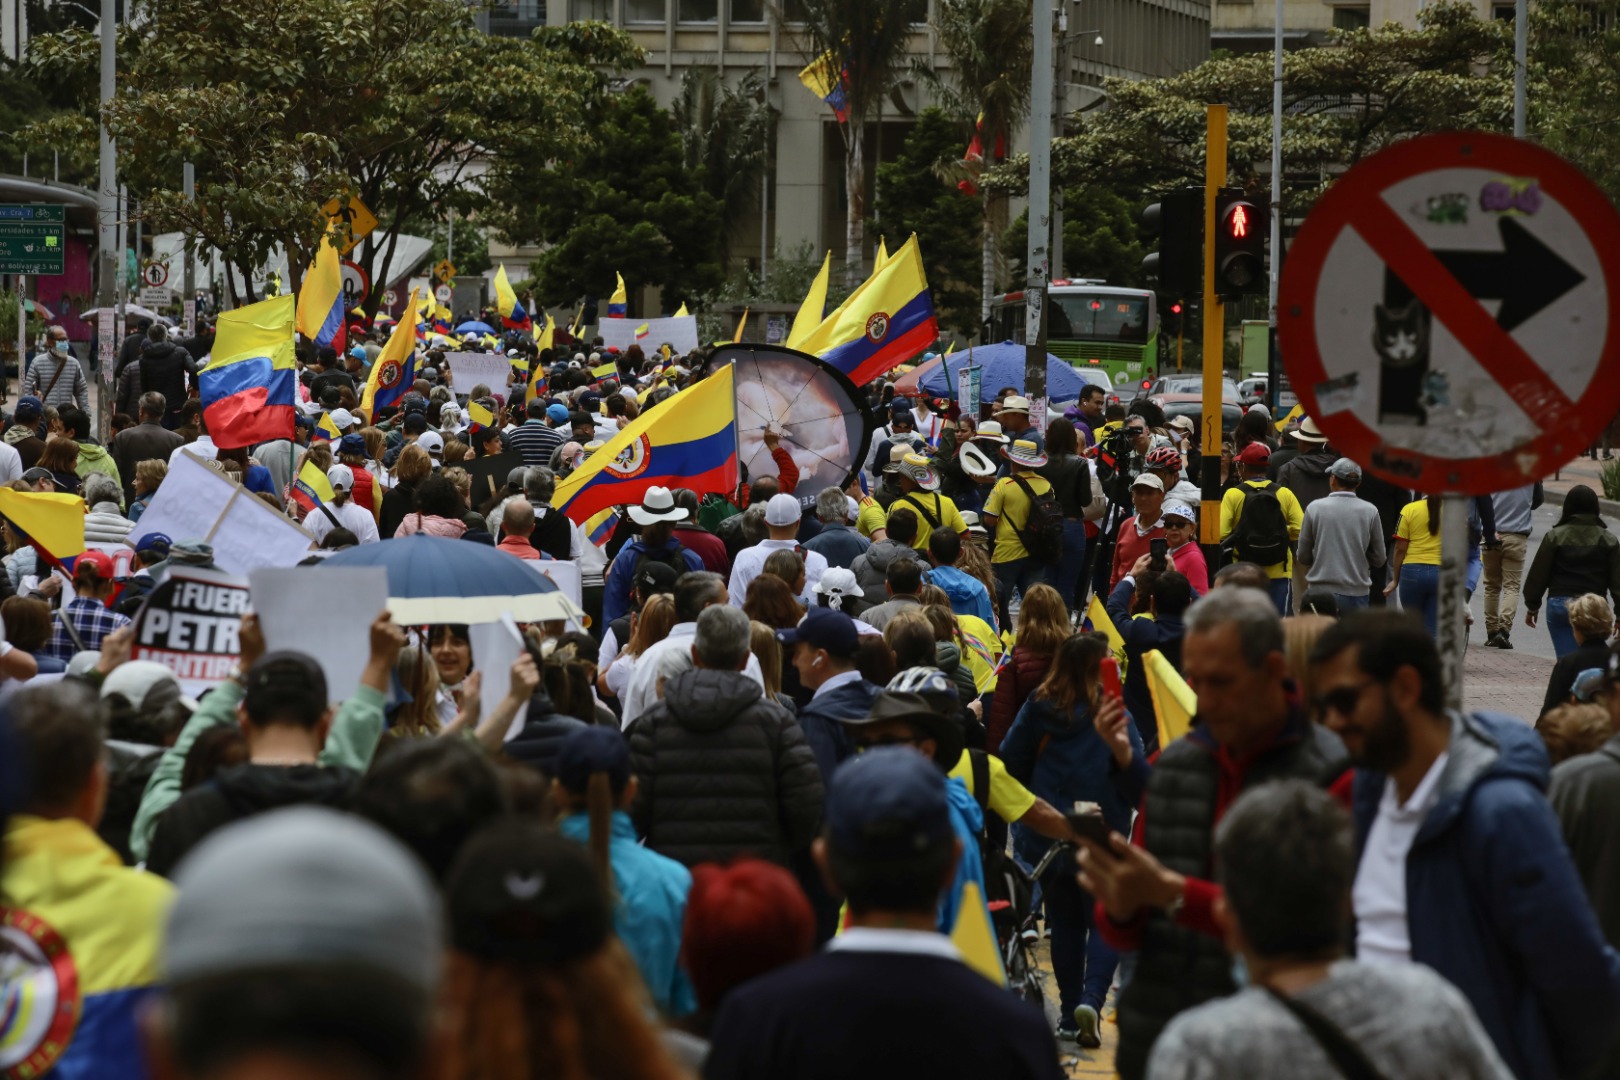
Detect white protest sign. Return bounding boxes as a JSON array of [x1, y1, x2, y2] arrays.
[[469, 616, 529, 741], [130, 566, 252, 697], [443, 351, 514, 396], [251, 566, 389, 704], [528, 559, 582, 612], [128, 451, 315, 575], [598, 315, 699, 355]]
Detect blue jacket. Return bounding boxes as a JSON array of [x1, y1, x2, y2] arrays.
[[1001, 695, 1140, 867], [802, 522, 870, 570], [558, 810, 697, 1016], [1106, 578, 1185, 754], [602, 538, 704, 624], [795, 677, 876, 785], [1351, 710, 1620, 1080], [927, 564, 998, 631], [941, 776, 989, 939]]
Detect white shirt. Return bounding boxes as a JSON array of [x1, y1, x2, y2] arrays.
[[825, 927, 962, 962], [1353, 750, 1450, 966], [170, 435, 218, 467], [620, 621, 765, 730], [0, 440, 22, 484], [811, 667, 864, 702], [729, 538, 828, 610], [304, 497, 381, 545]]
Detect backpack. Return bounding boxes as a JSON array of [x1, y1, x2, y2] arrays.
[[1011, 477, 1065, 564], [1227, 481, 1291, 566], [631, 540, 687, 582]]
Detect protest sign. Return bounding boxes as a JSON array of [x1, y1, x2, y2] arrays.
[[444, 351, 514, 396], [528, 559, 582, 613], [469, 615, 531, 741], [130, 567, 252, 697], [250, 566, 389, 704], [462, 450, 525, 507], [128, 451, 315, 575], [599, 315, 698, 355]]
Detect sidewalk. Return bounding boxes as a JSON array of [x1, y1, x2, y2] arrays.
[[1465, 639, 1553, 723], [1539, 453, 1620, 514]]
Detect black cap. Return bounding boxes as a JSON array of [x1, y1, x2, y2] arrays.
[[634, 559, 679, 596], [840, 691, 964, 770], [824, 747, 953, 861], [446, 820, 611, 964]]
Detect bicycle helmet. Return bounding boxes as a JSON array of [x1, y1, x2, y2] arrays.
[[887, 667, 960, 717], [1145, 445, 1183, 471]]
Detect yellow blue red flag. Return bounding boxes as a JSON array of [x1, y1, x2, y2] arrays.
[[607, 272, 627, 318], [799, 50, 849, 122], [0, 488, 86, 571], [313, 411, 342, 443], [795, 234, 938, 387], [360, 287, 420, 420], [526, 315, 555, 410], [786, 250, 830, 350], [493, 264, 531, 332], [553, 365, 738, 526], [201, 293, 298, 450], [1144, 647, 1196, 750], [290, 458, 335, 517], [295, 232, 346, 350]]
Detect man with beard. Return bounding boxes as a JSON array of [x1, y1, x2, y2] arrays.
[[1310, 610, 1620, 1080]]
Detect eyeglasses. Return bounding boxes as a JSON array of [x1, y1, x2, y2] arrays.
[[855, 735, 918, 753], [1127, 427, 1147, 436], [1316, 680, 1376, 718]]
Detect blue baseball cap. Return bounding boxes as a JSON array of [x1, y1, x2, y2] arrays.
[[348, 345, 366, 361], [554, 725, 632, 795], [824, 747, 953, 860], [776, 607, 858, 660], [546, 403, 570, 424], [134, 531, 172, 560], [13, 396, 41, 422], [338, 433, 366, 456]]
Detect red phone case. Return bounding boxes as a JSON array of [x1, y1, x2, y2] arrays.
[[1100, 657, 1123, 703]]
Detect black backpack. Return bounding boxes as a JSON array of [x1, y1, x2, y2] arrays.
[[1227, 481, 1291, 566], [631, 540, 688, 582], [1011, 477, 1065, 564]]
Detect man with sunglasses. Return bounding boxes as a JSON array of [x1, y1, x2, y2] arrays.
[[1311, 610, 1620, 1080]]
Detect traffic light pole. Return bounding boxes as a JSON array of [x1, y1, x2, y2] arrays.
[[1199, 106, 1227, 551]]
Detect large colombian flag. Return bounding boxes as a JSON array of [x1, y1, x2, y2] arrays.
[[0, 487, 86, 572], [493, 264, 531, 332], [360, 287, 421, 420], [295, 232, 346, 350], [200, 293, 297, 450], [795, 233, 938, 388], [552, 364, 738, 529]]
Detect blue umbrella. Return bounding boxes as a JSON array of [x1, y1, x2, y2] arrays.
[[916, 340, 1087, 403], [455, 320, 495, 335], [316, 535, 582, 624]]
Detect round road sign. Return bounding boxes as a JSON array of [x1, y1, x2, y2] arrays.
[[1278, 132, 1620, 495], [141, 262, 167, 288], [435, 283, 453, 304], [382, 288, 398, 307], [340, 260, 371, 311]]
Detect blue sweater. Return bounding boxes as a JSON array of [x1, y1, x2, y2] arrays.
[[1000, 695, 1140, 867], [558, 810, 697, 1016], [1351, 711, 1620, 1080]]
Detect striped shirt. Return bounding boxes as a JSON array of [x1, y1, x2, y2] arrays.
[[505, 420, 567, 468]]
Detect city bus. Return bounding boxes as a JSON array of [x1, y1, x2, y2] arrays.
[[987, 281, 1159, 394]]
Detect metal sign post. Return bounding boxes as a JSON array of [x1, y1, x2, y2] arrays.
[[1438, 494, 1470, 711]]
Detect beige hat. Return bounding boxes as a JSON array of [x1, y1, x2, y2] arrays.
[[1167, 415, 1196, 434], [1131, 473, 1165, 492], [973, 420, 1009, 444], [995, 395, 1032, 416], [1292, 416, 1327, 444]]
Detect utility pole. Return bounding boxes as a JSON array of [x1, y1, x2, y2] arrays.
[[183, 161, 196, 337], [96, 0, 116, 433], [1267, 0, 1283, 413], [1199, 105, 1227, 553], [1024, 0, 1053, 422], [1514, 0, 1527, 138]]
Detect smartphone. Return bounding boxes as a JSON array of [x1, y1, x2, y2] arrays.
[[1065, 802, 1117, 854], [1149, 537, 1168, 571], [1100, 657, 1123, 705]]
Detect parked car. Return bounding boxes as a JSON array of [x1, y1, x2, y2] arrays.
[[1137, 373, 1242, 404], [1148, 393, 1244, 444]]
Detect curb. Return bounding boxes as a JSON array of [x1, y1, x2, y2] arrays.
[[1542, 485, 1620, 518]]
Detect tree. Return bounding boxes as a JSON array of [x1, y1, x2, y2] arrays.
[[874, 108, 981, 339], [918, 0, 1030, 320], [20, 0, 640, 308], [486, 86, 726, 315], [988, 2, 1510, 213], [672, 67, 774, 245], [1002, 182, 1148, 288], [1530, 0, 1620, 203], [793, 0, 918, 287]]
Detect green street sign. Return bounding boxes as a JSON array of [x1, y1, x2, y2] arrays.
[[0, 205, 66, 274]]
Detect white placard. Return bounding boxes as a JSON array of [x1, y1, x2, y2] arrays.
[[129, 451, 316, 574], [528, 558, 582, 611], [443, 351, 514, 396], [598, 315, 699, 355], [251, 566, 389, 704], [469, 616, 530, 740]]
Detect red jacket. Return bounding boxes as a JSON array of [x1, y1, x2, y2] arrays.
[[987, 645, 1054, 754], [736, 446, 799, 508], [1110, 515, 1165, 590], [674, 524, 730, 575]]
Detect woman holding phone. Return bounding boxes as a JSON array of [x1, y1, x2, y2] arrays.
[[999, 633, 1142, 1049]]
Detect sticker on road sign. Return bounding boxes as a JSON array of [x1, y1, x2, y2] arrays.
[[435, 283, 453, 304], [382, 288, 397, 307], [1278, 132, 1620, 495], [141, 262, 168, 288]]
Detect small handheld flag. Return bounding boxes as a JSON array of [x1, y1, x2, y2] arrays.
[[295, 232, 346, 351], [290, 458, 336, 516], [635, 322, 650, 341], [493, 264, 531, 332], [468, 400, 495, 430], [606, 273, 627, 318], [313, 411, 342, 443]]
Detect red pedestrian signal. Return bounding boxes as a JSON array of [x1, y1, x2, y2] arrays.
[[1230, 205, 1249, 238], [1215, 190, 1266, 297]]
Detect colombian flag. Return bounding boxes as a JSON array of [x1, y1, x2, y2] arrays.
[[290, 458, 335, 517], [295, 232, 346, 350], [585, 507, 620, 548], [799, 50, 849, 122], [526, 315, 555, 410], [432, 304, 453, 336], [360, 288, 420, 420], [468, 400, 495, 431], [312, 411, 342, 443], [553, 365, 738, 526], [606, 272, 627, 318], [201, 294, 298, 450], [795, 234, 938, 388], [493, 264, 531, 332], [0, 488, 86, 572]]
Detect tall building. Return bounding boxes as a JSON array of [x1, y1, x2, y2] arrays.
[[1212, 0, 1511, 53]]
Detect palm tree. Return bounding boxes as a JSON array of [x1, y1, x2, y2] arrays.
[[920, 0, 1031, 320], [672, 67, 775, 247], [792, 0, 916, 287]]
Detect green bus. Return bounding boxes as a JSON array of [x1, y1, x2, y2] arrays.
[[987, 281, 1159, 399]]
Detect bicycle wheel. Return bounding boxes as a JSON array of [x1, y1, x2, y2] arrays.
[[1004, 938, 1045, 1009]]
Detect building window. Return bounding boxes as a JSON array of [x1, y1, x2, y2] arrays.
[[1332, 5, 1369, 30], [572, 0, 612, 20], [679, 0, 718, 21], [626, 0, 664, 21], [902, 0, 927, 22], [1492, 3, 1515, 19], [729, 0, 764, 23]]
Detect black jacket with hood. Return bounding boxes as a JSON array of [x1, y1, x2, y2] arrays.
[[1276, 447, 1336, 512], [144, 761, 360, 878], [628, 667, 824, 868]]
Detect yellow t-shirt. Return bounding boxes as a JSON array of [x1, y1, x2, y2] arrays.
[[890, 492, 967, 550], [855, 499, 887, 539], [1396, 499, 1444, 565], [948, 749, 1038, 824], [1218, 479, 1304, 579], [956, 614, 1003, 694], [982, 472, 1054, 564]]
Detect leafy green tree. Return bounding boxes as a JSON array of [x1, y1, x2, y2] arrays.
[[1003, 182, 1147, 288], [874, 108, 982, 339], [488, 86, 726, 315], [1529, 0, 1620, 202], [20, 1, 639, 308], [672, 68, 774, 243]]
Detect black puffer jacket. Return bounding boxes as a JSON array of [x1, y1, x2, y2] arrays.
[[628, 667, 824, 868], [502, 691, 589, 776], [1525, 514, 1620, 608]]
